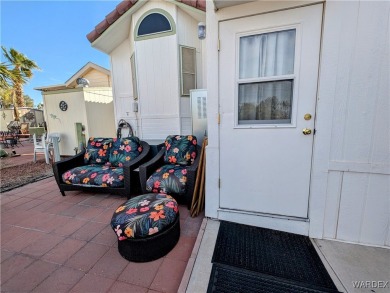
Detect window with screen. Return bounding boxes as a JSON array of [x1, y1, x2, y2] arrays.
[[238, 29, 296, 125], [180, 46, 196, 96]]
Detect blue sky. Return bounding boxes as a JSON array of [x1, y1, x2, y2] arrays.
[[1, 0, 122, 106]]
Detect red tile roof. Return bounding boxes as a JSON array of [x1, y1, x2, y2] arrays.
[[87, 0, 206, 43]]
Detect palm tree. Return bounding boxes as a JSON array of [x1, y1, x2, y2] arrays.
[[1, 46, 40, 107], [0, 62, 18, 90]]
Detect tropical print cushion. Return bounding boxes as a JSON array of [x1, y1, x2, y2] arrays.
[[109, 137, 143, 167], [111, 193, 179, 240], [146, 165, 188, 195], [163, 135, 197, 166], [84, 137, 113, 165], [62, 165, 124, 187]]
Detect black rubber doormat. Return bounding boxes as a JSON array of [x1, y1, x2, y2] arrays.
[[208, 221, 340, 293]]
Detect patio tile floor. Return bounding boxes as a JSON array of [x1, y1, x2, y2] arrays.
[[1, 141, 205, 292]]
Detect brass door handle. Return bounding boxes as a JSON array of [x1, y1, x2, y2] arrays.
[[302, 128, 312, 135]]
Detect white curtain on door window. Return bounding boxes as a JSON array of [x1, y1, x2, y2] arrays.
[[239, 29, 296, 79]]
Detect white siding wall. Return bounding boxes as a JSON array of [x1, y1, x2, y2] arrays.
[[310, 0, 390, 247], [110, 40, 136, 130], [132, 1, 180, 140]]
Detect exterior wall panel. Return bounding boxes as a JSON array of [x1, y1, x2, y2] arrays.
[[311, 0, 390, 246], [110, 40, 134, 121]]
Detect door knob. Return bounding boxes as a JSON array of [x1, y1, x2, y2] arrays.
[[302, 128, 312, 135]]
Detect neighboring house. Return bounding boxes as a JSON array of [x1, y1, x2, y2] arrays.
[[0, 107, 44, 131], [35, 62, 116, 156], [87, 0, 206, 142], [88, 0, 389, 248]]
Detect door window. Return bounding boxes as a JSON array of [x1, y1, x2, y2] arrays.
[[237, 29, 296, 125]]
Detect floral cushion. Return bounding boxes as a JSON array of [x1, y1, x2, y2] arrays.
[[163, 135, 197, 166], [146, 165, 188, 195], [108, 137, 143, 167], [111, 193, 179, 240], [62, 165, 124, 187], [84, 137, 113, 165]]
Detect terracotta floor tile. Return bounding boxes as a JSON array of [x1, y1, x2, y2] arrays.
[[91, 225, 117, 246], [43, 237, 87, 264], [33, 266, 85, 293], [71, 221, 108, 242], [38, 191, 67, 202], [165, 236, 196, 262], [26, 188, 52, 199], [89, 247, 129, 279], [150, 258, 187, 293], [1, 254, 35, 284], [118, 258, 163, 288], [48, 202, 74, 214], [79, 195, 108, 207], [21, 233, 64, 257], [179, 206, 190, 220], [181, 217, 204, 238], [0, 249, 15, 263], [65, 242, 110, 272], [2, 229, 46, 252], [0, 147, 205, 293], [93, 207, 116, 224], [2, 260, 59, 292], [70, 273, 115, 293], [1, 209, 39, 225], [59, 203, 90, 217], [17, 198, 47, 210], [33, 214, 71, 233], [2, 196, 34, 210], [96, 196, 123, 208], [52, 217, 88, 237], [109, 281, 148, 293], [62, 194, 92, 204], [29, 200, 60, 212], [1, 225, 28, 245], [75, 205, 105, 220], [17, 212, 65, 232]]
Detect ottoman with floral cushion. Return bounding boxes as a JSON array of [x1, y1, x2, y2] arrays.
[[111, 193, 180, 262]]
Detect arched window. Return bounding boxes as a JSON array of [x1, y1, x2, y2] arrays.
[[135, 9, 176, 41]]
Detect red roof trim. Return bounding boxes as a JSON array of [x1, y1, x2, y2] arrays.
[[86, 0, 205, 44]]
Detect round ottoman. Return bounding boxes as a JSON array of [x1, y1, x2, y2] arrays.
[[111, 193, 180, 262]]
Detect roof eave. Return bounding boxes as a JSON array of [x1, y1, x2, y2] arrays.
[[90, 0, 147, 54]]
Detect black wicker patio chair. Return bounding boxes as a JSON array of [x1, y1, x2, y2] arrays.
[[139, 135, 201, 208], [53, 137, 151, 198]]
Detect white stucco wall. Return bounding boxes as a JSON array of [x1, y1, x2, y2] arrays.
[[43, 89, 88, 156], [43, 87, 116, 156]]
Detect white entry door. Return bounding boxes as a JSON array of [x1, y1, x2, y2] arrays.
[[219, 5, 323, 218]]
